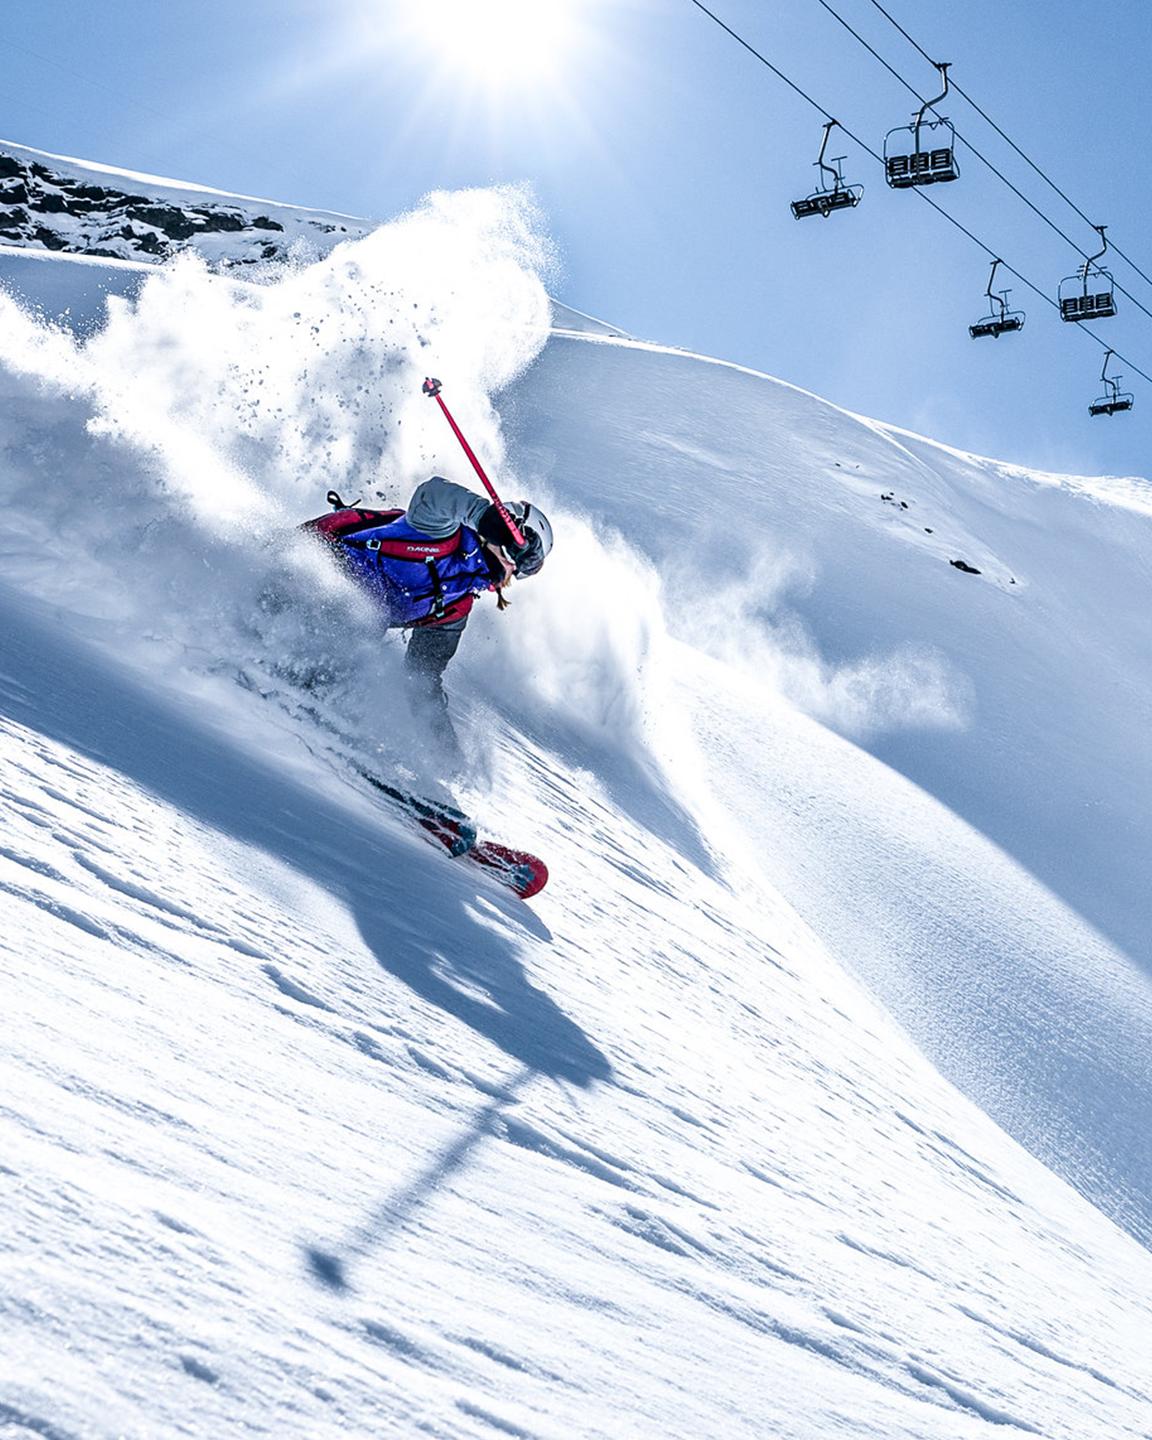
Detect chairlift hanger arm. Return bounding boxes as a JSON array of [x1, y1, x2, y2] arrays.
[[1100, 348, 1121, 389], [1082, 224, 1109, 281], [913, 60, 950, 149], [814, 119, 851, 190], [916, 61, 950, 125], [815, 119, 839, 189], [985, 258, 1009, 319]]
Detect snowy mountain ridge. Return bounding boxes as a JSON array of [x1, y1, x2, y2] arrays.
[[0, 140, 623, 345], [1, 152, 1151, 1440], [0, 139, 366, 267], [864, 414, 1152, 518]]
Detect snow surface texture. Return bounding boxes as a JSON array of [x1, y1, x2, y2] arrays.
[[1, 169, 1151, 1439]]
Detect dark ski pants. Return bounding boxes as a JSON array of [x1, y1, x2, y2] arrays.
[[404, 617, 467, 746]]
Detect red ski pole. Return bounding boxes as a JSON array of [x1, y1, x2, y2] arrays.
[[422, 377, 526, 548]]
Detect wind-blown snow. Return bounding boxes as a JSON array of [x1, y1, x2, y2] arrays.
[[1, 171, 1151, 1440], [0, 181, 553, 777]]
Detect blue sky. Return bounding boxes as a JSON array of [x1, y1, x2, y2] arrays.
[[4, 0, 1152, 478]]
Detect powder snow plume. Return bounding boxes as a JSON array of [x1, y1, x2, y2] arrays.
[[0, 179, 722, 804], [0, 184, 555, 772]]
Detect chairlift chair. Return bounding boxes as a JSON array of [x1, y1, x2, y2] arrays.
[[885, 62, 959, 188], [1060, 225, 1117, 321], [1088, 349, 1133, 415], [969, 259, 1025, 338], [791, 120, 863, 219]]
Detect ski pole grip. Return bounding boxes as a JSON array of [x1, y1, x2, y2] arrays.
[[422, 377, 526, 548]]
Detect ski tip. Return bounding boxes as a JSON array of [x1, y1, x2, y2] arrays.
[[515, 856, 549, 901], [468, 842, 549, 900]]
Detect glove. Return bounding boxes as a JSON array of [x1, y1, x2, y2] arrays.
[[511, 526, 544, 577], [476, 503, 522, 551], [477, 503, 544, 578]]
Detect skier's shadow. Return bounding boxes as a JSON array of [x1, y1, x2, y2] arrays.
[[304, 1064, 537, 1292], [0, 590, 612, 1093]]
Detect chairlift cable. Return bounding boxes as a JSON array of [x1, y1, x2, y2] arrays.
[[0, 36, 172, 130], [808, 0, 1152, 327], [684, 0, 836, 121], [894, 190, 1152, 385], [810, 0, 925, 110], [860, 0, 1152, 292], [683, 0, 1152, 389]]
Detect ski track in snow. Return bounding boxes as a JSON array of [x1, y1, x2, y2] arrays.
[[0, 195, 1151, 1438], [2, 593, 1150, 1440]]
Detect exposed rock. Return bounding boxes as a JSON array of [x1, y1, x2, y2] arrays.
[[950, 559, 982, 575], [0, 146, 371, 270], [72, 181, 146, 205], [195, 209, 246, 233], [129, 205, 202, 240], [60, 194, 108, 214], [29, 190, 68, 214], [32, 227, 68, 251]]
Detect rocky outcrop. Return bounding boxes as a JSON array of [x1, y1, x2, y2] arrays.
[[0, 147, 367, 267]]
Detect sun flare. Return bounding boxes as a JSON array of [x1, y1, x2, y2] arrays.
[[403, 0, 583, 90]]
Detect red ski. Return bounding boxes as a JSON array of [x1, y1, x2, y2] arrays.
[[460, 839, 549, 900], [360, 769, 548, 900]]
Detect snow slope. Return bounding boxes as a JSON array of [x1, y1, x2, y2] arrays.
[[507, 335, 1152, 1241], [1, 178, 1150, 1439]]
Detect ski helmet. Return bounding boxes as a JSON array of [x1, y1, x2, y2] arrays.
[[513, 501, 553, 578]]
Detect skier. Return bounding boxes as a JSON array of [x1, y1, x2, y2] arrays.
[[304, 475, 553, 744]]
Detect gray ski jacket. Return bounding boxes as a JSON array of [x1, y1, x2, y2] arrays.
[[405, 476, 490, 540]]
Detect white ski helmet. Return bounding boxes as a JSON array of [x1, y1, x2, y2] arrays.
[[511, 500, 553, 577]]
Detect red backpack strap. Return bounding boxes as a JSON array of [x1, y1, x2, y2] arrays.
[[366, 528, 462, 561], [409, 593, 476, 628], [301, 508, 404, 541]]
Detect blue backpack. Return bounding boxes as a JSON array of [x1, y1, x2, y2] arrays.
[[303, 504, 493, 627]]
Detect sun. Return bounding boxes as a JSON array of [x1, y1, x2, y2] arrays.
[[401, 0, 584, 90]]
